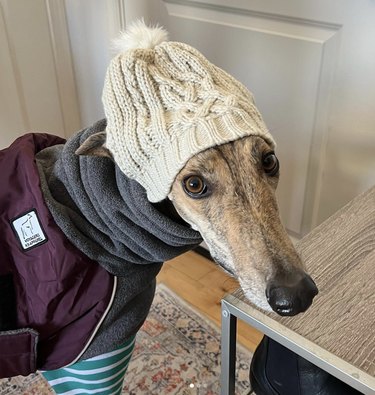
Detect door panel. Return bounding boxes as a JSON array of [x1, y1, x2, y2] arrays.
[[0, 0, 80, 149], [163, 0, 342, 237]]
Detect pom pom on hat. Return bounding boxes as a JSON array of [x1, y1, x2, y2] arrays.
[[103, 20, 275, 202], [111, 19, 169, 53]]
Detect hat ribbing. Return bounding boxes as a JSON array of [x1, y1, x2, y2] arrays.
[[103, 20, 275, 202]]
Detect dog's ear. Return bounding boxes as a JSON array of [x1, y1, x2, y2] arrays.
[[75, 131, 112, 158]]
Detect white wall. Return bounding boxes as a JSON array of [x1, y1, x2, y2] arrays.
[[64, 0, 113, 127], [63, 0, 170, 128], [0, 0, 80, 147], [123, 0, 169, 26]]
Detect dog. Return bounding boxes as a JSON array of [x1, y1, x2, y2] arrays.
[[0, 20, 318, 393], [79, 130, 318, 316]]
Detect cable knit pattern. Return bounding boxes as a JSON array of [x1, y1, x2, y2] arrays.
[[103, 21, 275, 202]]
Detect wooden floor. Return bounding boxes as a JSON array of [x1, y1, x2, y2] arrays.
[[157, 250, 263, 352]]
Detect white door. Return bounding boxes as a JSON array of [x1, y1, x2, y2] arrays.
[[0, 0, 80, 149], [122, 0, 375, 237]]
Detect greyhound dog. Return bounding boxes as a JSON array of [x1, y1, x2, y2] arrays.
[[79, 130, 318, 316], [0, 21, 318, 393]]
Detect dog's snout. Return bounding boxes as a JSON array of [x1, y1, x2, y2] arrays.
[[266, 273, 318, 316]]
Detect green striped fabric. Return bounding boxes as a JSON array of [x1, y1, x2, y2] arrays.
[[42, 336, 136, 395]]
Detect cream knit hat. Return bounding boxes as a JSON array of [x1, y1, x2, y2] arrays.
[[103, 20, 275, 202]]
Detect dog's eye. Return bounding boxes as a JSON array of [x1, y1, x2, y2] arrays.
[[183, 175, 208, 198], [262, 152, 279, 176]]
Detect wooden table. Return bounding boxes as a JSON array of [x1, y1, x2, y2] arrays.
[[221, 186, 375, 395]]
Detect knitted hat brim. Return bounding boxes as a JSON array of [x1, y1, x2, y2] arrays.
[[122, 110, 275, 202]]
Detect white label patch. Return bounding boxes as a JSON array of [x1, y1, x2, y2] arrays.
[[12, 210, 47, 250]]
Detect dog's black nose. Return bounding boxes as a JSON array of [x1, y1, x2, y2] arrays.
[[266, 273, 318, 316]]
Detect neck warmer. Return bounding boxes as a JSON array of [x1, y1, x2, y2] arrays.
[[36, 119, 202, 360], [36, 119, 202, 276]]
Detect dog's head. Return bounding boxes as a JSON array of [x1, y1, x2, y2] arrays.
[[78, 132, 318, 316], [168, 135, 318, 316]]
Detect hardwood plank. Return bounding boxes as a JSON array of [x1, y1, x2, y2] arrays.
[[198, 267, 239, 294], [164, 250, 216, 281]]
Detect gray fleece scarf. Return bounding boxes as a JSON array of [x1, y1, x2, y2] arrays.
[[36, 119, 202, 359], [36, 119, 202, 274]]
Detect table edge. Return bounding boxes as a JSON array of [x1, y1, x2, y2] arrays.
[[223, 294, 375, 395]]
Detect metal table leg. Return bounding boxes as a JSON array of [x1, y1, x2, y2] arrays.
[[221, 300, 238, 395]]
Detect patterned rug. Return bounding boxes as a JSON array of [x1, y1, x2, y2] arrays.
[[0, 283, 252, 394]]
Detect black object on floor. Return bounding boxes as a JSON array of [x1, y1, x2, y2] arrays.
[[250, 336, 363, 395]]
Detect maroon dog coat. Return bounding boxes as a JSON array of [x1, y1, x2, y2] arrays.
[[0, 134, 115, 377]]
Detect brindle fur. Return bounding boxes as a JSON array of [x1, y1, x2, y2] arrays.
[[168, 136, 305, 311]]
